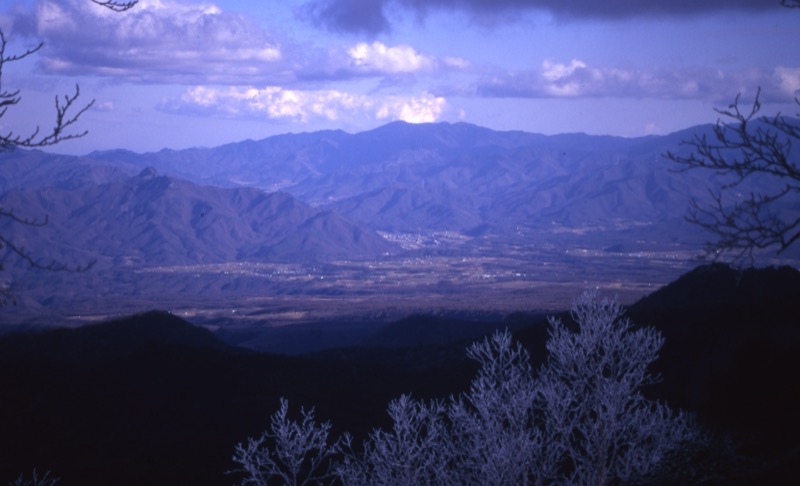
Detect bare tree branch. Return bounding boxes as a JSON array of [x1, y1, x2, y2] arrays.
[[0, 206, 48, 227], [0, 31, 43, 123], [0, 31, 96, 151], [0, 0, 135, 304], [0, 27, 97, 294], [91, 0, 138, 12], [9, 468, 61, 486], [1, 205, 96, 306], [665, 87, 800, 263], [0, 207, 96, 272]]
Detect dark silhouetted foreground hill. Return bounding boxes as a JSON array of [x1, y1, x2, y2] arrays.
[[0, 311, 472, 485], [0, 310, 232, 362], [628, 263, 800, 482], [1, 264, 799, 484]]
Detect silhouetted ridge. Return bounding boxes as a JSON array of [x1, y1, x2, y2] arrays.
[[627, 263, 800, 467], [0, 310, 235, 363], [630, 262, 800, 313], [89, 310, 233, 350], [0, 312, 474, 485]]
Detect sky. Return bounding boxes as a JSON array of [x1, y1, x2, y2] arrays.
[[0, 0, 798, 155]]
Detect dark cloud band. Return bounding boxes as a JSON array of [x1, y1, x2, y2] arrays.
[[306, 0, 783, 34], [303, 0, 390, 36]]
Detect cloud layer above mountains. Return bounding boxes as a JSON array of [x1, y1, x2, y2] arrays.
[[1, 0, 796, 154]]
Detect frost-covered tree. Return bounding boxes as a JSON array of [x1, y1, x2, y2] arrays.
[[230, 398, 342, 486], [446, 331, 550, 485], [8, 469, 60, 486], [538, 292, 701, 484], [336, 395, 452, 485], [234, 293, 702, 485]]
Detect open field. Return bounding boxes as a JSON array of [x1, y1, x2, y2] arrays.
[[4, 231, 711, 329]]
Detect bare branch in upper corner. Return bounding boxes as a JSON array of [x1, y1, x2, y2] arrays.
[[0, 0, 132, 303], [91, 0, 139, 12], [665, 87, 800, 264], [1, 30, 96, 151], [0, 85, 95, 151]]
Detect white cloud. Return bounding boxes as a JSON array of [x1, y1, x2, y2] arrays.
[[476, 58, 800, 103], [774, 67, 800, 98], [541, 59, 587, 82], [376, 94, 447, 123], [162, 85, 447, 124], [26, 0, 283, 84], [538, 59, 634, 97], [348, 41, 436, 74], [11, 1, 461, 88]]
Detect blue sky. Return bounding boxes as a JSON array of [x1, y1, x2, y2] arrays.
[[0, 0, 798, 154]]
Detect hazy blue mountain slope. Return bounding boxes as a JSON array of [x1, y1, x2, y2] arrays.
[[0, 167, 396, 268], [90, 129, 351, 190], [78, 121, 772, 240], [0, 148, 135, 191]]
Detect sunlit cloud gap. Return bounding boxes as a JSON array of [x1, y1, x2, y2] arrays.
[[160, 86, 447, 124]]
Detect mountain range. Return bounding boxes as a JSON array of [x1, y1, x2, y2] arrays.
[[1, 121, 797, 318], [1, 166, 392, 267], [1, 121, 729, 264], [86, 121, 715, 234]]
